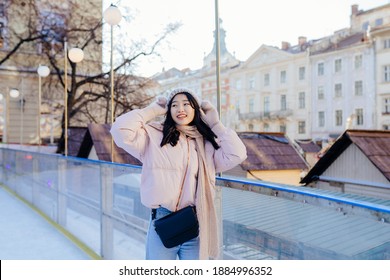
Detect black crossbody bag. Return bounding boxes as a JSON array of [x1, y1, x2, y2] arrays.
[[154, 205, 199, 248], [153, 138, 199, 248]]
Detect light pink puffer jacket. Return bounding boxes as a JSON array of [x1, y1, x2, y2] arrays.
[[110, 104, 247, 211]]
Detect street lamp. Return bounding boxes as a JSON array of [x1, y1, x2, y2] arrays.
[[68, 47, 84, 63], [9, 88, 19, 98], [37, 65, 50, 146], [103, 4, 122, 162], [64, 42, 84, 156]]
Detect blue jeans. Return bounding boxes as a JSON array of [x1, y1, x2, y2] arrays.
[[145, 207, 200, 260]]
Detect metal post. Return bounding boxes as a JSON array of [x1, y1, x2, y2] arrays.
[[215, 0, 221, 119], [100, 164, 114, 259], [38, 73, 42, 146], [32, 156, 40, 209], [4, 89, 9, 143], [214, 0, 223, 259], [64, 41, 68, 156], [20, 82, 24, 145], [104, 4, 122, 162], [57, 157, 67, 226], [110, 25, 115, 163]]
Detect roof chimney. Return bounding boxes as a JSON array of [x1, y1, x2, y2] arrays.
[[298, 36, 307, 46], [281, 41, 290, 50], [351, 4, 359, 16]]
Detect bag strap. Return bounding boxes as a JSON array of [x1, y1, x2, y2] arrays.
[[174, 137, 190, 211]]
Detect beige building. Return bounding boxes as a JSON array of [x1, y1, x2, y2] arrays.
[[364, 4, 390, 131], [229, 40, 311, 141], [153, 3, 390, 146], [153, 67, 202, 99]]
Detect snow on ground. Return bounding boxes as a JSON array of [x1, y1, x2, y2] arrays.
[[0, 186, 91, 260], [0, 185, 147, 260]]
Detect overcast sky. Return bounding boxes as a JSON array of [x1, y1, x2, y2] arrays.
[[109, 0, 389, 76]]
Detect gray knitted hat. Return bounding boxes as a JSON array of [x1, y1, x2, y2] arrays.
[[167, 87, 201, 105]]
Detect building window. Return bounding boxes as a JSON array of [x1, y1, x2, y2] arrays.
[[376, 18, 383, 26], [264, 73, 270, 86], [318, 111, 325, 127], [318, 86, 324, 100], [335, 83, 342, 97], [248, 123, 254, 131], [264, 96, 270, 117], [356, 108, 364, 125], [334, 58, 342, 73], [235, 101, 240, 114], [383, 97, 390, 114], [281, 95, 287, 110], [264, 123, 270, 132], [299, 92, 305, 109], [299, 66, 305, 80], [235, 79, 242, 90], [355, 81, 363, 96], [385, 66, 390, 82], [318, 62, 324, 76], [280, 124, 286, 133], [335, 110, 343, 126], [362, 22, 369, 31], [222, 94, 226, 106], [249, 77, 255, 89], [298, 121, 306, 134], [280, 70, 287, 84], [384, 39, 390, 49], [354, 54, 363, 69], [248, 97, 254, 113]]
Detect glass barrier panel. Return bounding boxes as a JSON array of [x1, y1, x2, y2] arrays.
[[61, 158, 103, 256], [1, 148, 389, 260], [110, 164, 146, 259]]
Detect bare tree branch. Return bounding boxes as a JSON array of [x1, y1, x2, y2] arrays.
[[1, 0, 180, 154]]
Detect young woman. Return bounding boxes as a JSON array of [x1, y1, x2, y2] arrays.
[[110, 88, 247, 260]]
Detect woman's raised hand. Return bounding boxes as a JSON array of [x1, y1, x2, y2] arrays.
[[200, 100, 220, 128], [156, 96, 168, 108]]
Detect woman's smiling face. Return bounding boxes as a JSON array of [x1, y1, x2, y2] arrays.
[[170, 93, 195, 126]]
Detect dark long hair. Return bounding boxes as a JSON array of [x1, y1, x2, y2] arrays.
[[160, 92, 220, 150]]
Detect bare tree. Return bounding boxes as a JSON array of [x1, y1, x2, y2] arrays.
[[0, 0, 180, 153]]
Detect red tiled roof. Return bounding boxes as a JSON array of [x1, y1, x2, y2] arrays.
[[295, 140, 321, 153], [238, 132, 308, 171], [348, 130, 390, 181], [310, 32, 365, 55]]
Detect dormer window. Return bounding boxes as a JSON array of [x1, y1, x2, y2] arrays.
[[362, 21, 369, 31], [375, 18, 383, 27]]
